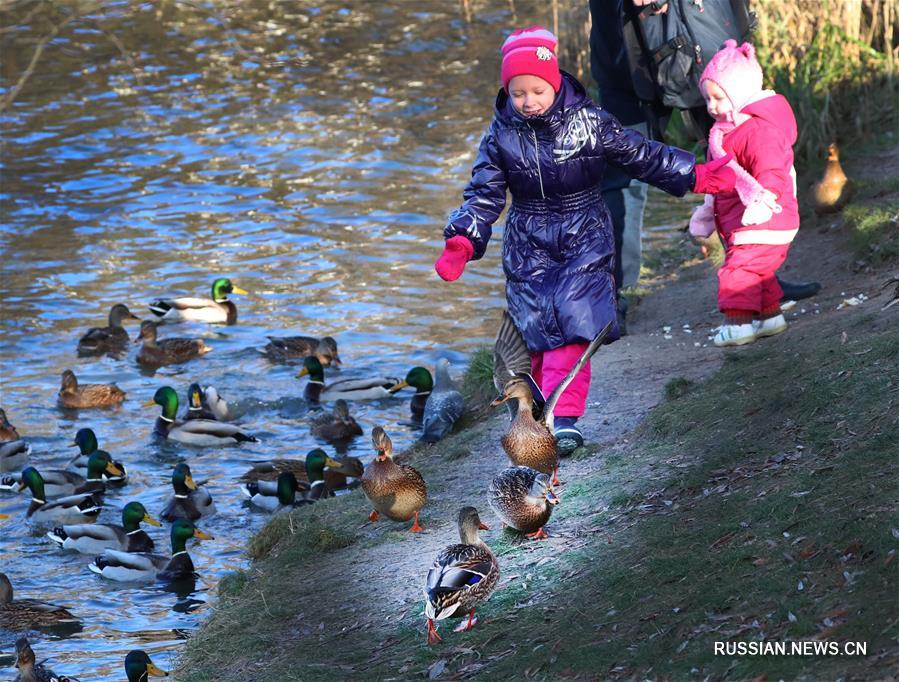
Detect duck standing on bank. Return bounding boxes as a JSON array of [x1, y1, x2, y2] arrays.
[[57, 369, 126, 409], [148, 277, 248, 325], [424, 506, 500, 645], [420, 359, 464, 444], [812, 142, 851, 216], [488, 466, 559, 539], [77, 303, 141, 356], [361, 426, 427, 532]]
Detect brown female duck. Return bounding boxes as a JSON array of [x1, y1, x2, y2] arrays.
[[491, 317, 611, 483], [425, 506, 499, 644], [58, 370, 126, 409], [487, 466, 559, 539], [310, 399, 363, 445], [361, 426, 427, 532], [135, 321, 212, 366], [263, 334, 341, 365], [0, 573, 80, 630], [77, 303, 140, 356]]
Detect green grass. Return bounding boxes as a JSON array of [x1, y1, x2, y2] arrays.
[[844, 202, 899, 263]]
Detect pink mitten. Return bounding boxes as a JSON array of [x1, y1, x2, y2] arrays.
[[693, 154, 736, 194], [434, 236, 475, 281], [689, 195, 716, 238], [742, 189, 782, 225]]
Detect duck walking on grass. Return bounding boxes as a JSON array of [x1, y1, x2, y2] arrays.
[[420, 359, 464, 444], [492, 322, 612, 483], [425, 506, 499, 645], [48, 501, 160, 554], [77, 303, 141, 356], [57, 369, 126, 409], [0, 573, 80, 630], [488, 466, 559, 540], [362, 426, 427, 532], [148, 277, 247, 325]]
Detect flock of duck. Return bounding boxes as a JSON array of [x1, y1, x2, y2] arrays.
[[0, 276, 610, 675]]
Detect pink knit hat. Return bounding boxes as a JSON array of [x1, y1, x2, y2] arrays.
[[501, 26, 562, 93], [700, 40, 764, 111]]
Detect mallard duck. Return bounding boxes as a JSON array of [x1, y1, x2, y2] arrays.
[[136, 321, 212, 366], [48, 501, 160, 554], [124, 650, 168, 681], [492, 311, 545, 422], [89, 518, 213, 583], [146, 386, 258, 446], [420, 359, 464, 443], [17, 467, 102, 525], [424, 506, 500, 645], [77, 303, 140, 356], [263, 334, 341, 365], [1, 439, 31, 473], [182, 382, 218, 421], [487, 466, 559, 539], [15, 636, 81, 682], [297, 356, 400, 403], [203, 385, 230, 420], [57, 369, 126, 409], [242, 449, 344, 507], [0, 573, 80, 630], [310, 399, 363, 444], [491, 322, 611, 482], [389, 366, 433, 422], [812, 143, 851, 215], [160, 463, 216, 522], [239, 450, 363, 492], [2, 451, 122, 498], [148, 277, 248, 325], [66, 427, 128, 484], [361, 426, 427, 532], [0, 407, 22, 441]]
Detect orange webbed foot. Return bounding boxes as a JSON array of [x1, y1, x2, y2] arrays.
[[427, 618, 442, 645], [409, 510, 423, 533], [454, 609, 478, 632], [526, 527, 549, 540], [368, 510, 380, 522]]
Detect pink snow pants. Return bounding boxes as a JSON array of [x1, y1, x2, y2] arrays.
[[530, 342, 591, 417]]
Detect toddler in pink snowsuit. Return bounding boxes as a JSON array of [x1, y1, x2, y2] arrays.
[[689, 40, 801, 347]]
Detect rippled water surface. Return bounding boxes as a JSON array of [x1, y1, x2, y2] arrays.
[[0, 1, 690, 678]]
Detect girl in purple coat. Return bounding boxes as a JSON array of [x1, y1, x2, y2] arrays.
[[435, 26, 731, 451]]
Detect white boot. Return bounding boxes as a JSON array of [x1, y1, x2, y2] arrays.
[[755, 314, 788, 338], [713, 323, 758, 347]]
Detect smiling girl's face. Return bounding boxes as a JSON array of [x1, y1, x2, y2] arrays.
[[508, 74, 556, 117], [703, 80, 734, 122]]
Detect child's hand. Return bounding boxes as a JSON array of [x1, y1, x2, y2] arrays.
[[742, 189, 782, 225], [434, 236, 475, 281], [693, 154, 736, 194]]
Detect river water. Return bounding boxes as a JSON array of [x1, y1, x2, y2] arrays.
[[0, 1, 688, 678]]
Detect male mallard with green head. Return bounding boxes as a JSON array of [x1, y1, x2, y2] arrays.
[[242, 448, 343, 507], [361, 426, 427, 532], [2, 451, 122, 498], [160, 463, 216, 522], [89, 518, 213, 583], [17, 467, 102, 525], [67, 427, 128, 484], [488, 466, 559, 539], [48, 501, 160, 554], [425, 506, 500, 645], [182, 382, 217, 421], [389, 366, 433, 422], [148, 277, 248, 325], [0, 573, 80, 630], [124, 650, 168, 681], [240, 449, 363, 492], [77, 303, 140, 356], [147, 386, 257, 445], [297, 356, 400, 403], [58, 369, 126, 409], [263, 334, 341, 365], [136, 321, 212, 366]]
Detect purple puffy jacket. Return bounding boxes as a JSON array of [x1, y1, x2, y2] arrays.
[[445, 71, 696, 352]]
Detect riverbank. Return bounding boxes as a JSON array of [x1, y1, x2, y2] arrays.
[[176, 143, 899, 680]]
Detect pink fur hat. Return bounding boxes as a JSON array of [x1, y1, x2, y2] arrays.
[[700, 40, 764, 111]]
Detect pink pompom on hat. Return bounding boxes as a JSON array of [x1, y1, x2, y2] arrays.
[[700, 40, 764, 111], [501, 26, 562, 93]]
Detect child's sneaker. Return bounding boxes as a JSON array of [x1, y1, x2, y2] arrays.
[[754, 314, 788, 338], [553, 416, 583, 456], [713, 323, 757, 347]]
